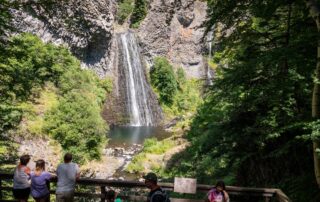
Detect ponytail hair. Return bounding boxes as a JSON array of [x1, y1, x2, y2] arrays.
[[35, 159, 45, 172]]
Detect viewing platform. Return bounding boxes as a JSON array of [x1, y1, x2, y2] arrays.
[[0, 173, 291, 202]]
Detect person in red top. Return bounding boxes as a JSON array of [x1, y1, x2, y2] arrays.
[[13, 154, 31, 202]]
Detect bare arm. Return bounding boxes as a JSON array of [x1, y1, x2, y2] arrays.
[[75, 164, 80, 180], [223, 191, 229, 202]]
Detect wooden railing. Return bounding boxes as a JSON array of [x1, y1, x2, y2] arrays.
[[0, 173, 291, 202]]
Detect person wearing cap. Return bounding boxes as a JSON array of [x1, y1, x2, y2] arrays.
[[143, 172, 170, 202]]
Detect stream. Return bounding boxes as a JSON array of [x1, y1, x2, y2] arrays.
[[106, 126, 171, 180]]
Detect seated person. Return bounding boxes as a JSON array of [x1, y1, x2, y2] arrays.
[[206, 180, 229, 202]]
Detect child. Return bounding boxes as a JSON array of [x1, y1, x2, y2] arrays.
[[31, 159, 54, 202], [206, 180, 230, 202]]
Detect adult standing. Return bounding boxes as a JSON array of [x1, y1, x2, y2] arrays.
[[13, 154, 31, 202], [143, 172, 170, 202], [31, 159, 54, 202], [56, 153, 80, 202]]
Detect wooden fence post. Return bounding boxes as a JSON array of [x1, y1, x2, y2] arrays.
[[0, 178, 2, 200], [100, 186, 106, 202]]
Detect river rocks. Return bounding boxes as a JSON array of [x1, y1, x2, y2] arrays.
[[82, 144, 143, 179], [137, 0, 208, 78], [10, 0, 116, 77], [81, 156, 125, 179], [164, 116, 184, 130]]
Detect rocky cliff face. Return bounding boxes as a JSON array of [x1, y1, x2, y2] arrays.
[[11, 0, 207, 78], [137, 0, 207, 78], [10, 0, 208, 125], [11, 0, 116, 77]]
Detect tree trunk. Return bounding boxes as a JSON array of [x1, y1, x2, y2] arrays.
[[306, 0, 320, 188]]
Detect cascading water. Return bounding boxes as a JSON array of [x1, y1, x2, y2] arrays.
[[206, 27, 215, 85], [117, 31, 162, 126]]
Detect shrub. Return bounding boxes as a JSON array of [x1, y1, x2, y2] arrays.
[[45, 68, 108, 163], [116, 0, 134, 24], [150, 57, 178, 105], [130, 0, 147, 28], [0, 33, 109, 164]]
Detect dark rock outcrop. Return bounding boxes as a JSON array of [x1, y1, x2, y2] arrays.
[[11, 0, 116, 77]]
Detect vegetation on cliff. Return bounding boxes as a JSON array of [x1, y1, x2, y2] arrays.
[[0, 34, 111, 164], [116, 0, 134, 24], [150, 57, 178, 105], [150, 57, 202, 122], [116, 0, 147, 28], [165, 0, 320, 201], [127, 58, 202, 174]]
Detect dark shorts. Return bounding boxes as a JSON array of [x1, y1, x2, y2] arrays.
[[33, 193, 50, 202], [13, 187, 31, 199]]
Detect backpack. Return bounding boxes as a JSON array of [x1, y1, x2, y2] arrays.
[[150, 188, 170, 202]]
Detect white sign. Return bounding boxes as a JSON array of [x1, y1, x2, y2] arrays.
[[174, 177, 197, 194]]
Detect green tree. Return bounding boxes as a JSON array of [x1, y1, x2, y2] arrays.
[[305, 0, 320, 188], [150, 57, 178, 105], [0, 34, 69, 134], [0, 33, 109, 164], [168, 0, 320, 200], [44, 57, 109, 163], [130, 0, 147, 28]]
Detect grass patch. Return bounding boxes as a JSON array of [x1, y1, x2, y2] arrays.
[[126, 137, 175, 173], [143, 138, 175, 154]]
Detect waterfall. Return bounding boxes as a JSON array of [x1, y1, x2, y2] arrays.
[[207, 27, 214, 85], [117, 32, 161, 126]]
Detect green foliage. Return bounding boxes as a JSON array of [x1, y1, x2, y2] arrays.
[[117, 0, 134, 24], [126, 153, 146, 173], [0, 34, 71, 103], [169, 0, 320, 201], [176, 67, 186, 87], [151, 57, 178, 105], [0, 33, 68, 134], [0, 0, 13, 46], [143, 138, 175, 154], [162, 79, 202, 121], [130, 0, 147, 28], [14, 84, 58, 138], [44, 64, 109, 164], [126, 137, 175, 173], [0, 33, 109, 164]]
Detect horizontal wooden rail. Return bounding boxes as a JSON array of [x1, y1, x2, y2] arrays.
[[0, 173, 291, 202]]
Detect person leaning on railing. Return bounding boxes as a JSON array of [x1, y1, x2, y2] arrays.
[[56, 153, 80, 202], [30, 159, 55, 202], [13, 154, 31, 202]]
